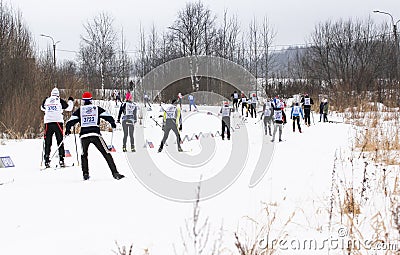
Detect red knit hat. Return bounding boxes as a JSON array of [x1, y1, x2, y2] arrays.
[[82, 91, 92, 100]]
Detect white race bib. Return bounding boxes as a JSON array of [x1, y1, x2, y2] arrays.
[[274, 110, 283, 121], [221, 107, 231, 117], [304, 98, 311, 105], [264, 108, 271, 116], [165, 105, 177, 119], [125, 102, 135, 116], [293, 106, 300, 115], [80, 105, 99, 127]]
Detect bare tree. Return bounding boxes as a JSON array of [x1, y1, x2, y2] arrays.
[[79, 12, 118, 98], [260, 16, 276, 96]]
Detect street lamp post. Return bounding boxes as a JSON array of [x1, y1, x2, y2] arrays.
[[40, 34, 60, 86], [374, 10, 400, 104], [373, 10, 400, 47]]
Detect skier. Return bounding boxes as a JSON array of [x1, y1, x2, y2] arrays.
[[41, 87, 74, 168], [323, 98, 329, 122], [114, 90, 122, 106], [65, 91, 124, 180], [319, 99, 324, 122], [261, 99, 273, 136], [231, 91, 239, 111], [144, 93, 151, 108], [188, 94, 198, 111], [117, 92, 137, 152], [240, 93, 248, 116], [271, 99, 287, 142], [300, 93, 314, 126], [158, 99, 183, 152], [220, 101, 233, 140], [177, 92, 183, 108], [290, 102, 304, 133], [249, 93, 258, 118]]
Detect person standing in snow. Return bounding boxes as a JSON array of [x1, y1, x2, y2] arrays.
[[158, 99, 183, 152], [41, 87, 74, 168], [291, 102, 304, 133], [261, 99, 273, 136], [220, 101, 233, 140], [188, 94, 198, 111], [300, 93, 314, 126], [319, 99, 324, 122], [271, 100, 287, 142], [323, 98, 329, 122], [117, 92, 137, 152], [65, 91, 124, 180]]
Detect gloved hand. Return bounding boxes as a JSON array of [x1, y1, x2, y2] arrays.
[[111, 122, 116, 129], [179, 124, 182, 131], [162, 124, 165, 131], [68, 96, 74, 101], [65, 129, 71, 136]]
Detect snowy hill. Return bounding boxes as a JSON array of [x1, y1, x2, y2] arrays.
[[1, 100, 393, 255]]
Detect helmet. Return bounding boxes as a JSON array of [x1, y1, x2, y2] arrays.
[[82, 91, 93, 100], [51, 88, 59, 97]]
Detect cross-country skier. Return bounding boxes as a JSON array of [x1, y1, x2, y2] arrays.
[[220, 101, 233, 140], [158, 99, 183, 152], [300, 93, 314, 126], [177, 92, 183, 108], [41, 87, 74, 168], [65, 91, 124, 180], [261, 99, 273, 136], [144, 93, 151, 108], [188, 94, 198, 111], [290, 102, 304, 133], [271, 99, 287, 142], [249, 93, 258, 118], [231, 91, 239, 111], [117, 92, 137, 152], [240, 93, 248, 116]]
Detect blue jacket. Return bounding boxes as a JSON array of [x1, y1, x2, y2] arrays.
[[291, 105, 304, 119]]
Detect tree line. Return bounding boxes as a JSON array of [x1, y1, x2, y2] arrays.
[[0, 0, 399, 136]]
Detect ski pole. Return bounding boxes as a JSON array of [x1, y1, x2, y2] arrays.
[[73, 126, 80, 166], [49, 137, 66, 162], [150, 116, 162, 128], [40, 138, 45, 167]]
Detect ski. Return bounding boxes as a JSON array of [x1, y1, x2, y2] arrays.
[[0, 178, 14, 185]]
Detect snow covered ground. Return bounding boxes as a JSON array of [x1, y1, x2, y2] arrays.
[[0, 100, 391, 255]]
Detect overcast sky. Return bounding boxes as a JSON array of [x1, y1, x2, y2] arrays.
[[7, 0, 400, 62]]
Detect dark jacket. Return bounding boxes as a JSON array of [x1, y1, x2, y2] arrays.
[[66, 102, 116, 137], [301, 96, 314, 109]]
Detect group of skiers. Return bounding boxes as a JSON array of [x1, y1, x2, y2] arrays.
[[41, 87, 329, 181]]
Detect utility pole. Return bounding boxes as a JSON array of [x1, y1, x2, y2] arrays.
[[40, 34, 60, 86]]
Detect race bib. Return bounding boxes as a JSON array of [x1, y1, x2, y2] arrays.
[[126, 103, 135, 115], [274, 110, 283, 121], [304, 98, 311, 105], [165, 105, 176, 119], [264, 108, 271, 116], [80, 105, 99, 127], [293, 106, 300, 115], [221, 107, 231, 117]]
